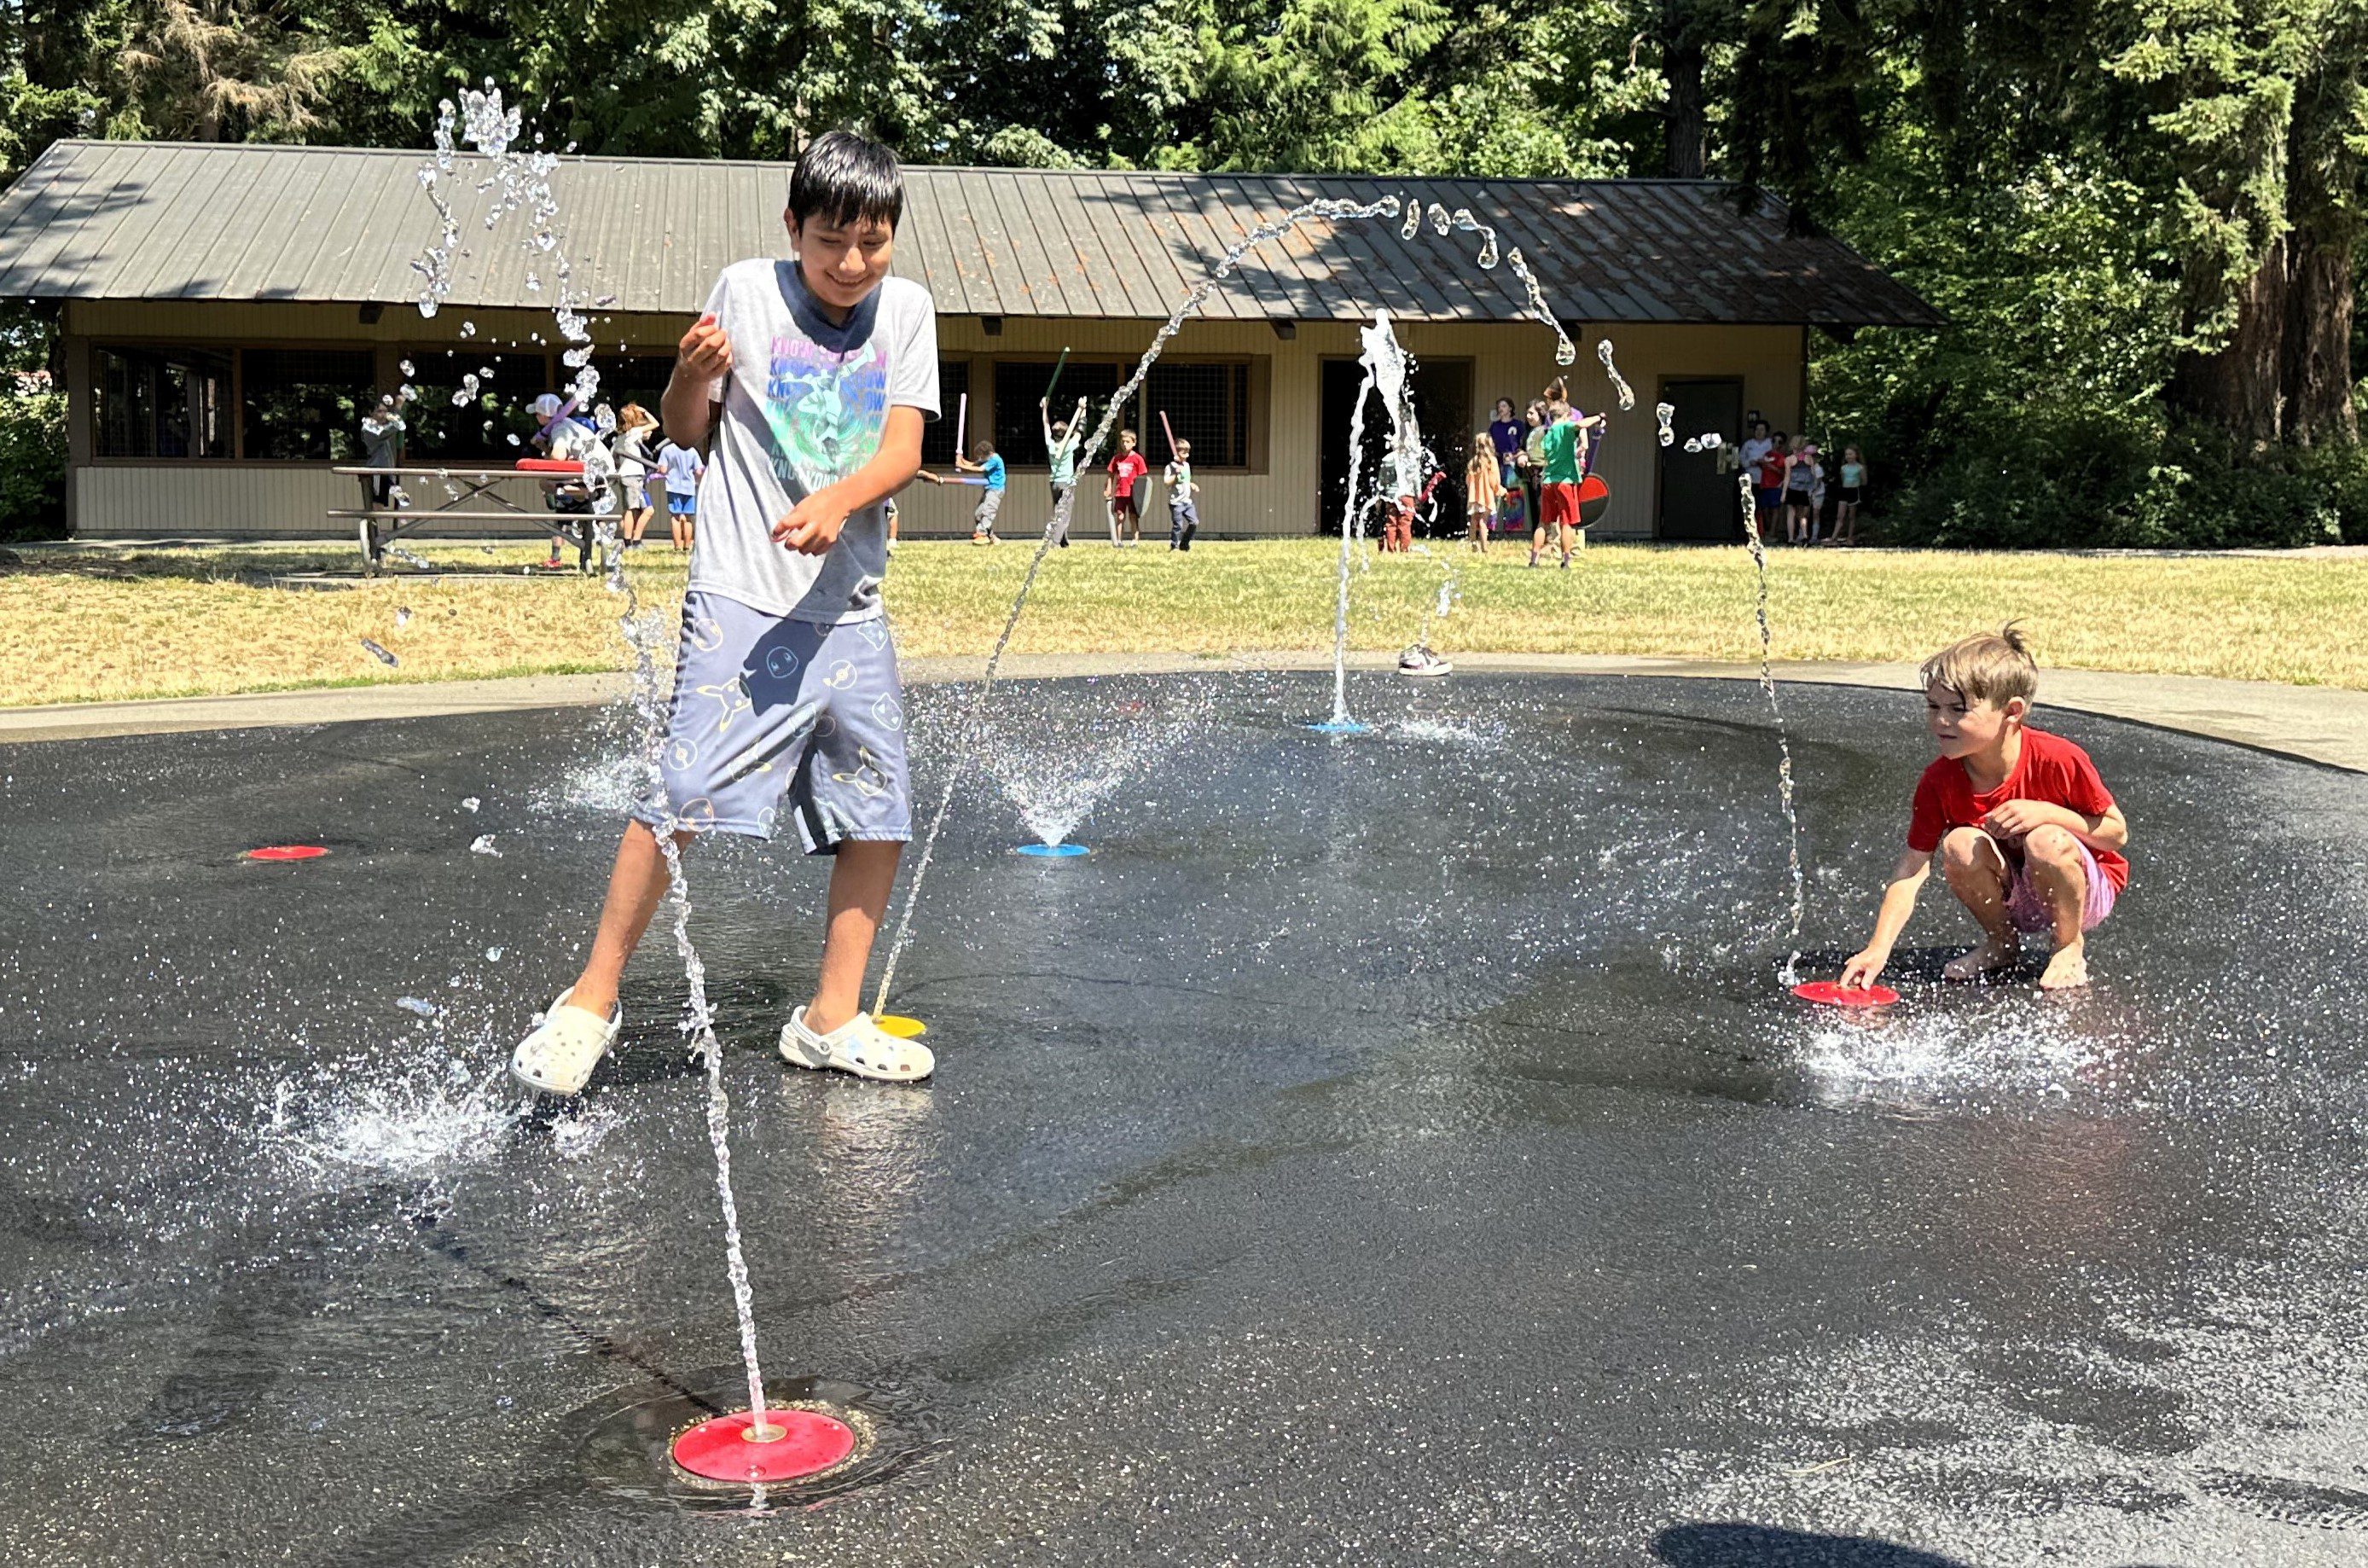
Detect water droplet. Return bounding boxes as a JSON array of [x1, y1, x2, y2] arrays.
[[468, 834, 502, 857]]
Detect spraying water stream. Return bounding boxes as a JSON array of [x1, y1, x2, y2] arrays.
[[1735, 474, 1807, 973], [412, 90, 773, 1447]]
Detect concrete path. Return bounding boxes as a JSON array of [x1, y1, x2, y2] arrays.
[[4, 653, 2365, 771]]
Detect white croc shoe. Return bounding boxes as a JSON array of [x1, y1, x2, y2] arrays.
[[509, 988, 623, 1096], [780, 1007, 935, 1083]]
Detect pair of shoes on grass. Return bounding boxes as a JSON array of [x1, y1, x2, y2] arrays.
[[509, 988, 934, 1097]]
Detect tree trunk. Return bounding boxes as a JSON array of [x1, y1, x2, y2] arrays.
[[1663, 26, 1705, 178], [2173, 235, 2290, 452], [2283, 225, 2357, 447]]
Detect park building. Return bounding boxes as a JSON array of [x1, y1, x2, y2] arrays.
[[0, 139, 1939, 544]]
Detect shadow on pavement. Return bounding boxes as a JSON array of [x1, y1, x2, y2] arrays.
[[1653, 1524, 2180, 1568]]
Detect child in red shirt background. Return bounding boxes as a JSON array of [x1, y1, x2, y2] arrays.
[[1842, 625, 2130, 992], [1106, 430, 1148, 547]]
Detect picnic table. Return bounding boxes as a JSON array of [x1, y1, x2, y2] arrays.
[[330, 464, 600, 574]]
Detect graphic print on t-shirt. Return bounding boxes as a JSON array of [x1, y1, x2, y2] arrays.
[[761, 334, 890, 492]]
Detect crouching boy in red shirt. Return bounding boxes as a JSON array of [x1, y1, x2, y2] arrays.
[[1842, 626, 2130, 993]]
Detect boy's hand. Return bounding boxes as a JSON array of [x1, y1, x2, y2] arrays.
[[772, 488, 851, 555], [1982, 799, 2069, 839], [678, 313, 732, 380], [1839, 947, 1889, 990]]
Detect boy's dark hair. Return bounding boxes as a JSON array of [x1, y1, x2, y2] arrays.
[[788, 131, 904, 231], [970, 438, 993, 460], [1773, 430, 1789, 444]]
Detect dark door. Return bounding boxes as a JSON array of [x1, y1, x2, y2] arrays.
[[1319, 356, 1473, 537], [1657, 377, 1744, 542]]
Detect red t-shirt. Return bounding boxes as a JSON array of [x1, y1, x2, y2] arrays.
[[1756, 453, 1787, 489], [1107, 451, 1148, 497], [1907, 728, 2127, 891]]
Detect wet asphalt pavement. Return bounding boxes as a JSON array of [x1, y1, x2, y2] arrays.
[[2, 671, 2365, 1566]]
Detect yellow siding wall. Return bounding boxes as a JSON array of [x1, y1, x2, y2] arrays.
[[67, 300, 1804, 540], [79, 464, 560, 539]]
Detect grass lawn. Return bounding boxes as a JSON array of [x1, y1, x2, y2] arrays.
[[3, 537, 2365, 707]]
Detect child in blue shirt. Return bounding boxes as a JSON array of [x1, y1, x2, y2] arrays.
[[954, 438, 1005, 543], [654, 436, 703, 550]]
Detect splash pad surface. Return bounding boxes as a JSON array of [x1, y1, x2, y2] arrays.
[[4, 672, 2366, 1565]]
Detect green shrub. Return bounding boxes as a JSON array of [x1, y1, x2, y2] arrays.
[[0, 390, 66, 540]]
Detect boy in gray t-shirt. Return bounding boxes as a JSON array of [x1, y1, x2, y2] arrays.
[[513, 131, 943, 1098]]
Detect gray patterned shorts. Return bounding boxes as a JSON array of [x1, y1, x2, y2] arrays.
[[632, 591, 912, 853]]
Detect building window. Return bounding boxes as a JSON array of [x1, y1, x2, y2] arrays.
[[242, 349, 375, 461], [394, 351, 553, 462], [1144, 362, 1251, 468], [93, 346, 232, 458], [588, 353, 675, 426], [991, 359, 1121, 466], [921, 358, 970, 466]]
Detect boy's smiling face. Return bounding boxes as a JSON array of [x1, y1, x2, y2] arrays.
[[1925, 680, 2023, 761], [789, 212, 896, 315]]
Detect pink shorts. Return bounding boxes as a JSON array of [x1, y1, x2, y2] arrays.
[[2004, 839, 2118, 933]]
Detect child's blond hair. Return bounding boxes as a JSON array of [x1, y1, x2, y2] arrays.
[[1921, 624, 2038, 707]]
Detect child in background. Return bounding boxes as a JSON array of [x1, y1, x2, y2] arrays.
[[360, 394, 404, 507], [531, 392, 600, 571], [1834, 445, 1866, 544], [655, 433, 703, 550], [1487, 397, 1524, 491], [508, 129, 942, 1099], [1839, 626, 2129, 994], [1164, 438, 1199, 550], [1464, 431, 1503, 552], [1754, 432, 1788, 543], [1517, 399, 1547, 557], [1042, 395, 1084, 548], [1532, 386, 1602, 568], [1784, 434, 1820, 544], [612, 403, 659, 549], [955, 438, 1006, 544], [884, 493, 900, 554], [1106, 430, 1148, 547]]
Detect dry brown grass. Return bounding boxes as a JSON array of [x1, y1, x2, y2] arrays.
[[4, 537, 2364, 707]]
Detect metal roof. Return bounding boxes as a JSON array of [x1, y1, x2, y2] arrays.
[[0, 138, 1943, 328]]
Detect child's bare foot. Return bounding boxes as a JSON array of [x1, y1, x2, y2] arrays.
[[2038, 942, 2091, 990], [1942, 938, 2017, 982]]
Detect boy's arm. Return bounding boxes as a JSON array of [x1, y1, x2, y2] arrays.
[[663, 313, 732, 449], [1985, 799, 2128, 853], [952, 454, 982, 474], [770, 404, 926, 555], [1841, 848, 1933, 988]]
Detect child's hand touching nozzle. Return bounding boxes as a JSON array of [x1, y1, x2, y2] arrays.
[[1838, 949, 1887, 990]]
